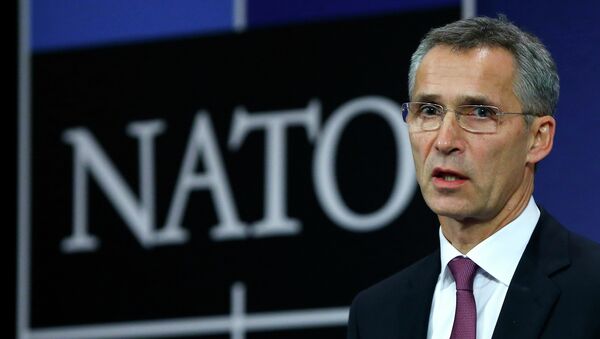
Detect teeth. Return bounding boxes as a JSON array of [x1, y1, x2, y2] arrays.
[[443, 175, 457, 181]]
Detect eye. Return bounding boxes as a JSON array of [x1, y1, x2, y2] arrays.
[[469, 106, 497, 119], [418, 103, 441, 117]]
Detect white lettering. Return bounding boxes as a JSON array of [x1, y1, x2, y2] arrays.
[[61, 120, 174, 252], [313, 96, 416, 232], [228, 101, 320, 237], [164, 112, 247, 241], [61, 96, 417, 251]]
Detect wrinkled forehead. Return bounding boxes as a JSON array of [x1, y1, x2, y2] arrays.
[[413, 45, 519, 108]]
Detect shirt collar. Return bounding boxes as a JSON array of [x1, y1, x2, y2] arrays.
[[438, 197, 540, 288]]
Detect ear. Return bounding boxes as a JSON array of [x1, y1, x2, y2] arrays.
[[526, 116, 555, 165]]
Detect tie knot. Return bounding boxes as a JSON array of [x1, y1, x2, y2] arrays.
[[448, 256, 478, 291]]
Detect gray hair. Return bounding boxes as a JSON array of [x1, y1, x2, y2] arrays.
[[408, 16, 559, 122]]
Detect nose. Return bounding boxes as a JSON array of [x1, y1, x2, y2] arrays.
[[434, 112, 463, 155]]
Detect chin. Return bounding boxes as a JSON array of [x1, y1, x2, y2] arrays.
[[424, 196, 475, 220], [431, 207, 470, 220]]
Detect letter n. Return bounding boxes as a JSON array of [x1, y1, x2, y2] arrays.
[[60, 120, 186, 253]]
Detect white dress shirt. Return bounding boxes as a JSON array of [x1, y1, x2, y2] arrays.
[[427, 197, 540, 339]]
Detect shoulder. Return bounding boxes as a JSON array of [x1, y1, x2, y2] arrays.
[[347, 252, 440, 338], [532, 211, 600, 333], [530, 209, 600, 300], [567, 229, 600, 257], [351, 252, 439, 311], [565, 230, 600, 279], [535, 209, 600, 277]]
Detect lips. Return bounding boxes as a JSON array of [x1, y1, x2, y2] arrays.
[[432, 167, 468, 179], [431, 167, 468, 188]]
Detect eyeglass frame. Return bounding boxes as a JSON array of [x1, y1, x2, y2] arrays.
[[401, 101, 541, 133]]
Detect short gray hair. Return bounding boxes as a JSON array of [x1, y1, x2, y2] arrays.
[[408, 16, 559, 121]]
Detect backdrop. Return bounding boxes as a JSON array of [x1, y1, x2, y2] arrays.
[[17, 1, 599, 338]]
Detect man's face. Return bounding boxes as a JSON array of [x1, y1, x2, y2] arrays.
[[409, 45, 534, 223]]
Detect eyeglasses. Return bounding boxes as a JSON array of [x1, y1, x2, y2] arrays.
[[401, 102, 540, 133]]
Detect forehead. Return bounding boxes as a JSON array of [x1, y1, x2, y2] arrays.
[[413, 45, 518, 106]]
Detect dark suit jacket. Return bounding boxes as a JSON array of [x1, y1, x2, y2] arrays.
[[347, 210, 600, 339]]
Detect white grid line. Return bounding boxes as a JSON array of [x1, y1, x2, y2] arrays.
[[17, 0, 32, 338], [234, 0, 247, 32], [29, 308, 350, 339], [28, 283, 349, 339], [462, 0, 477, 18]]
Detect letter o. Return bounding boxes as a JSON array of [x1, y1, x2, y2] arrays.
[[313, 96, 416, 232]]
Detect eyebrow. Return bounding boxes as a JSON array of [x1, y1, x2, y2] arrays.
[[412, 93, 497, 107], [412, 93, 442, 103], [455, 94, 497, 106]]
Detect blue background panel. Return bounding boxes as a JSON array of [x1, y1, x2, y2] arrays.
[[32, 0, 234, 52], [247, 0, 459, 27], [32, 0, 460, 52], [479, 0, 600, 242]]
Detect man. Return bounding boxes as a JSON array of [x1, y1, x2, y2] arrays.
[[347, 17, 600, 339]]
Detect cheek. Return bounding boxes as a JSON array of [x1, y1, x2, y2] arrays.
[[475, 140, 528, 186], [409, 136, 427, 166], [409, 135, 433, 185], [474, 145, 505, 172]]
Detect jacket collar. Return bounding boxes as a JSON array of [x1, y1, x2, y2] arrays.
[[492, 209, 570, 339], [399, 251, 441, 338]]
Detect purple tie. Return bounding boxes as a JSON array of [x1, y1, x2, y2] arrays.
[[448, 256, 478, 339]]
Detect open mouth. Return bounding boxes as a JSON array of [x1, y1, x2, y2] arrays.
[[432, 168, 468, 182]]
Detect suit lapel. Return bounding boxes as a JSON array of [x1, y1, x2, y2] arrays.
[[398, 252, 441, 338], [492, 210, 570, 339]]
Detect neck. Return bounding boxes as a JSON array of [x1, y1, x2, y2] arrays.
[[439, 175, 534, 254]]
